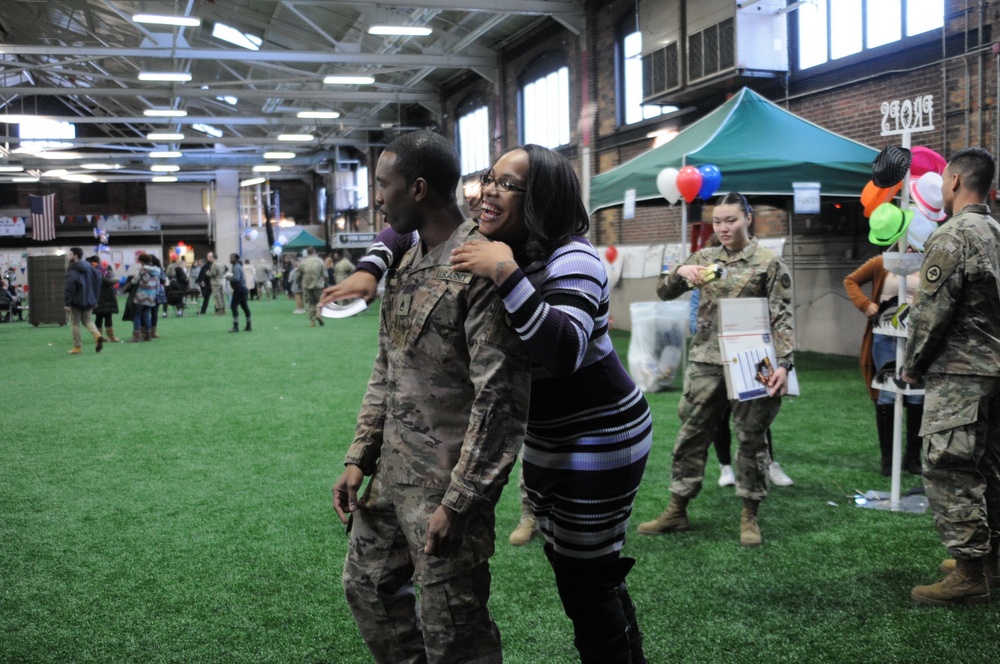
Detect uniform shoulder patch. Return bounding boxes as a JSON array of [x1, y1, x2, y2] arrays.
[[435, 268, 474, 284], [924, 265, 942, 283], [781, 273, 791, 288]]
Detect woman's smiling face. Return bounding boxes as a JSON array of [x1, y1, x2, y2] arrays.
[[478, 149, 530, 245]]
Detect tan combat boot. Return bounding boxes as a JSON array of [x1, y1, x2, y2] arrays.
[[740, 499, 762, 547], [509, 516, 539, 546], [68, 346, 82, 355], [637, 494, 690, 535], [912, 557, 991, 605], [106, 326, 121, 342], [938, 552, 1000, 588]]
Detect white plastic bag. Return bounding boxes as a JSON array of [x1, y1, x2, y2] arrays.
[[627, 301, 688, 392]]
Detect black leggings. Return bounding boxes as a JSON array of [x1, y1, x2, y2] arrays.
[[231, 285, 250, 319], [94, 312, 113, 329]]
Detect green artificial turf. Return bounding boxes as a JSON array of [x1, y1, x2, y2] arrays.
[[2, 299, 998, 663]]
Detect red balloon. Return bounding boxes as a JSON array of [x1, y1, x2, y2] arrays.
[[604, 246, 618, 264], [676, 166, 703, 204]]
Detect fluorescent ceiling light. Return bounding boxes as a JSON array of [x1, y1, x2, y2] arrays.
[[61, 174, 95, 183], [11, 177, 39, 183], [323, 75, 375, 85], [240, 177, 266, 187], [192, 123, 223, 138], [0, 165, 24, 172], [147, 132, 185, 140], [212, 22, 262, 50], [216, 95, 239, 105], [39, 151, 82, 160], [277, 133, 313, 142], [263, 151, 295, 159], [297, 110, 340, 119], [150, 164, 180, 172], [41, 169, 68, 177], [81, 163, 118, 170], [150, 151, 183, 158], [253, 165, 281, 173], [0, 115, 32, 124], [369, 26, 433, 36], [138, 72, 193, 82], [133, 14, 201, 27], [144, 109, 187, 117], [151, 176, 179, 183]]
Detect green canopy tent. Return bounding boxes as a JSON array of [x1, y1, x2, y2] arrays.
[[281, 228, 326, 250], [589, 87, 879, 211]]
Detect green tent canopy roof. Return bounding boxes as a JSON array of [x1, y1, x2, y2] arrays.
[[281, 228, 326, 250], [589, 87, 880, 211]]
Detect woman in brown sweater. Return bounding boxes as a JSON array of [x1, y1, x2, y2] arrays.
[[844, 255, 923, 476]]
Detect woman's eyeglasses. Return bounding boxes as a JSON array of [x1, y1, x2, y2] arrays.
[[479, 172, 527, 193]]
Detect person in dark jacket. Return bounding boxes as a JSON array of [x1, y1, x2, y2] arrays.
[[64, 247, 104, 355], [87, 256, 121, 342]]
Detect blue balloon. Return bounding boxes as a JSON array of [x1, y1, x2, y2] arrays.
[[697, 164, 722, 200]]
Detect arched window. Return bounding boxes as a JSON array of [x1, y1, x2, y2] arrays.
[[456, 97, 490, 175], [519, 52, 570, 148]]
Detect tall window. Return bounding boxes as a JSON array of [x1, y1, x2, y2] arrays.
[[521, 60, 570, 148], [457, 104, 490, 175], [798, 0, 943, 70], [621, 30, 676, 125]]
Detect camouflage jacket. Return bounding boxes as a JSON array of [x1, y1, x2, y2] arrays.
[[345, 220, 531, 514], [904, 203, 1000, 377], [657, 238, 795, 365], [296, 255, 326, 290]]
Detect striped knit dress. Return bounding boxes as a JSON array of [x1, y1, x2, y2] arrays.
[[496, 238, 652, 563]]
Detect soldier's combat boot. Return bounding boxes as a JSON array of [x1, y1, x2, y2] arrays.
[[740, 498, 762, 547], [509, 515, 539, 546], [939, 549, 1000, 588], [912, 557, 991, 605], [637, 493, 690, 535]]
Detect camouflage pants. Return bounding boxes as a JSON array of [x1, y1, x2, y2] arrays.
[[670, 362, 781, 501], [342, 473, 502, 664], [211, 283, 226, 311], [921, 373, 1000, 559], [303, 287, 323, 322]]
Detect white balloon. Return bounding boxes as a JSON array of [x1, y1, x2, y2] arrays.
[[249, 229, 259, 240], [656, 167, 681, 205]]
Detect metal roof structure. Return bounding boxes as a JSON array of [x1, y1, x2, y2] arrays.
[[0, 0, 584, 184]]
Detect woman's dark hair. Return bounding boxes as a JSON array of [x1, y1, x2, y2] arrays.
[[471, 144, 590, 261], [384, 130, 461, 200], [137, 253, 152, 265], [714, 191, 753, 218]]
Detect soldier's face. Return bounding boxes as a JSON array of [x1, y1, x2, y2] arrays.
[[374, 151, 419, 235], [712, 203, 751, 251], [478, 149, 529, 246]]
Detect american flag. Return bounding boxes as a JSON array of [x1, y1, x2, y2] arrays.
[[29, 193, 56, 242]]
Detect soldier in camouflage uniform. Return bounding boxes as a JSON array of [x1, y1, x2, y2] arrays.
[[902, 147, 1000, 606], [295, 246, 326, 326], [638, 192, 795, 547], [332, 131, 531, 664], [208, 253, 227, 314]]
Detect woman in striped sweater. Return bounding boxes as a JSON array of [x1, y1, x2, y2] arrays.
[[450, 145, 652, 664], [325, 145, 652, 664]]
